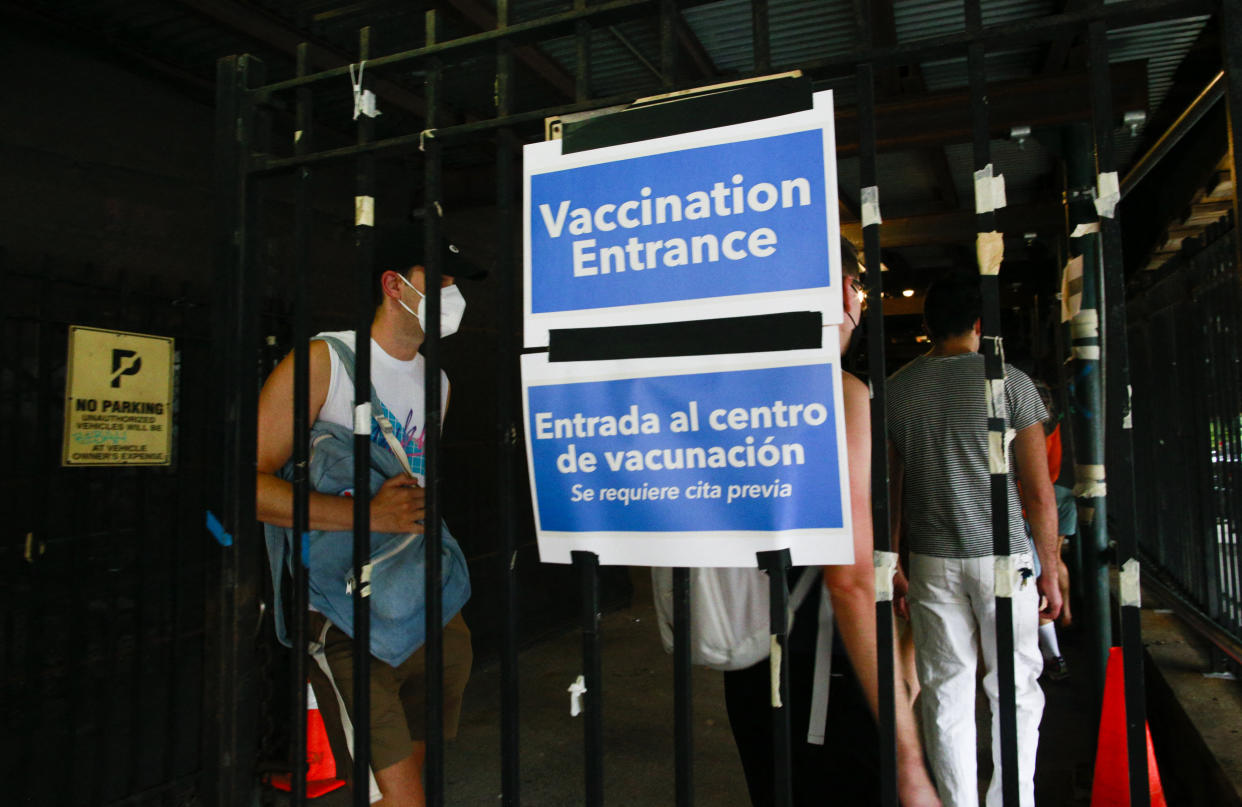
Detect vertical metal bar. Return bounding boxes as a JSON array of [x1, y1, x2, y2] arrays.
[[1184, 300, 1207, 601], [857, 58, 900, 807], [494, 4, 521, 805], [1086, 18, 1149, 806], [423, 11, 447, 807], [209, 52, 264, 807], [290, 41, 314, 807], [672, 567, 694, 807], [573, 550, 605, 807], [1222, 0, 1242, 282], [1217, 238, 1242, 633], [655, 2, 692, 801], [964, 2, 1019, 800], [751, 0, 770, 74], [351, 27, 375, 807], [1063, 122, 1112, 694], [659, 0, 676, 91], [755, 549, 792, 807], [574, 0, 591, 103], [1195, 273, 1227, 621]]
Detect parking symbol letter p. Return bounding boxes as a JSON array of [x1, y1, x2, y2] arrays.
[[110, 349, 142, 388]]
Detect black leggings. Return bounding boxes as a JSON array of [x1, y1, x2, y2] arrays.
[[723, 644, 881, 806]]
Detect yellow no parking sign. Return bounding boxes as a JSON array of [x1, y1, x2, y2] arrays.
[[62, 325, 174, 466]]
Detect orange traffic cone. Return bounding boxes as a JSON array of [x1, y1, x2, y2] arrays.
[[265, 684, 347, 798], [1091, 647, 1166, 807]]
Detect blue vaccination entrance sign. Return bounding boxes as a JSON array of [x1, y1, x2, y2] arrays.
[[520, 344, 854, 568], [523, 92, 842, 346]]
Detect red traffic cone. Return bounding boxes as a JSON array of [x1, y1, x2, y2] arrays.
[[1091, 647, 1166, 807], [265, 684, 347, 798]]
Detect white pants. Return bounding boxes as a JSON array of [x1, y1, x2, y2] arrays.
[[908, 553, 1045, 807]]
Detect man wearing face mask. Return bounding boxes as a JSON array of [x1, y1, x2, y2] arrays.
[[256, 221, 480, 807]]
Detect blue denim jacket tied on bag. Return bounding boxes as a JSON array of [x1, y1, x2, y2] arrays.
[[263, 335, 471, 667]]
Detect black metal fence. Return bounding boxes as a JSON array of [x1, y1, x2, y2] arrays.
[[204, 2, 1236, 807], [1130, 216, 1242, 664], [0, 255, 213, 806]]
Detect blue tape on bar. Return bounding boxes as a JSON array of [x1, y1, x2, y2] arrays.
[[301, 532, 310, 568], [205, 510, 233, 547]]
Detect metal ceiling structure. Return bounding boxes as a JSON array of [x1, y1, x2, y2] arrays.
[[9, 0, 1224, 317]]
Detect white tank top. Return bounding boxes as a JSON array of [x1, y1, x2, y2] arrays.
[[315, 330, 449, 482]]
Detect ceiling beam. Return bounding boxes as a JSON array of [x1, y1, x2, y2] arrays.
[[1041, 0, 1088, 73], [903, 63, 961, 210], [174, 0, 428, 116], [674, 13, 717, 79], [841, 201, 1065, 247], [870, 0, 902, 96], [834, 61, 1148, 154], [446, 0, 576, 99]]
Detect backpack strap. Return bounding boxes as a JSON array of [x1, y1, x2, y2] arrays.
[[788, 566, 819, 614], [806, 583, 834, 745], [786, 568, 835, 746], [315, 334, 415, 479]]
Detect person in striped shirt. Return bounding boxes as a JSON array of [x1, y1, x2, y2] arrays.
[[886, 271, 1061, 807]]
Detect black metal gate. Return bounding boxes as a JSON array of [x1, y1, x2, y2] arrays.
[[203, 1, 1242, 806], [1129, 216, 1242, 665]]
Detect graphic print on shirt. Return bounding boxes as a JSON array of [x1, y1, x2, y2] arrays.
[[370, 398, 427, 478]]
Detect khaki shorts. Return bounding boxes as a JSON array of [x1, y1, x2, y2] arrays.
[[308, 611, 472, 774]]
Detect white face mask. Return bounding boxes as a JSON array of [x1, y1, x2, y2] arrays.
[[396, 273, 467, 338]]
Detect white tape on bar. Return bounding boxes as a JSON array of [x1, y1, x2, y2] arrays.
[[1071, 308, 1099, 339], [360, 563, 372, 598], [1074, 464, 1107, 498], [1061, 255, 1084, 323], [294, 129, 303, 144], [354, 402, 372, 435], [1073, 345, 1100, 360], [1070, 222, 1099, 238], [1123, 385, 1133, 429], [355, 195, 375, 227], [770, 637, 783, 708], [974, 164, 1004, 213], [987, 334, 1007, 365], [861, 185, 882, 228], [568, 675, 587, 717], [989, 430, 1010, 475], [986, 377, 1005, 419], [874, 551, 899, 602], [349, 61, 381, 120], [1120, 558, 1141, 607], [994, 555, 1016, 598], [977, 231, 1004, 275], [1095, 171, 1120, 219]]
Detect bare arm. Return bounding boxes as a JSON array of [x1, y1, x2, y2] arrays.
[[888, 441, 904, 556], [1013, 421, 1062, 620], [886, 443, 912, 619], [825, 373, 939, 806], [255, 340, 425, 533]]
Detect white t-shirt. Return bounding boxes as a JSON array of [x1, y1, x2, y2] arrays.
[[315, 330, 449, 482]]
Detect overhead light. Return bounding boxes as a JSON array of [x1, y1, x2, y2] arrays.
[[902, 289, 915, 298]]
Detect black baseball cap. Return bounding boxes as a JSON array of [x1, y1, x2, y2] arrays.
[[374, 221, 487, 280]]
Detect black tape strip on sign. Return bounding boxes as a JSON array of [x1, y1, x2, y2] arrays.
[[547, 311, 823, 362]]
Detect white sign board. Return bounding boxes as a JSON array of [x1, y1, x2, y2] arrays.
[[520, 339, 853, 568], [524, 90, 841, 347]]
